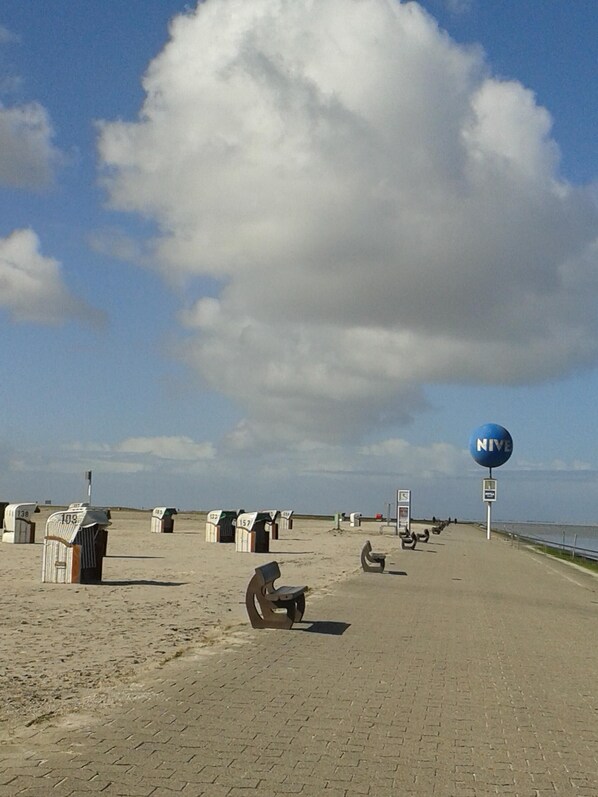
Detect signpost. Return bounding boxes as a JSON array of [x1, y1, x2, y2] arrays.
[[469, 424, 512, 540], [396, 489, 411, 536], [483, 478, 497, 502]]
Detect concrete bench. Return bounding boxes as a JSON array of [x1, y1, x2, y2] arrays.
[[416, 528, 430, 543], [399, 527, 417, 549], [245, 561, 308, 629], [432, 521, 448, 535], [361, 540, 386, 573]]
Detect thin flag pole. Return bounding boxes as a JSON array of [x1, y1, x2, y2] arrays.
[[486, 466, 492, 540]]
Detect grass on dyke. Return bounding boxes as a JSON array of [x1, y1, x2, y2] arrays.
[[492, 528, 598, 575], [532, 544, 598, 574]]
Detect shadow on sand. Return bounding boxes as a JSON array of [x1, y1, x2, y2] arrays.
[[295, 621, 350, 636], [106, 555, 164, 560], [103, 579, 187, 587]]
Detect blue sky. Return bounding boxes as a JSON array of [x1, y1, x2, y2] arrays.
[[0, 0, 597, 522]]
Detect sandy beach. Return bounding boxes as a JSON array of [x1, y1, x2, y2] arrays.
[[0, 507, 428, 740]]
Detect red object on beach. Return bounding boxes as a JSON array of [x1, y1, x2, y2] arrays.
[[375, 513, 383, 520]]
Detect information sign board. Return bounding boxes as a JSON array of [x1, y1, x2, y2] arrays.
[[483, 478, 497, 502]]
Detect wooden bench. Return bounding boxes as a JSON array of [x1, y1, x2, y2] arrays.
[[245, 561, 308, 629], [360, 540, 386, 572], [399, 527, 417, 549]]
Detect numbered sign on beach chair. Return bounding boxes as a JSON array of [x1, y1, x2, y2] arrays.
[[2, 502, 38, 544], [151, 507, 177, 533], [205, 509, 237, 543], [235, 512, 270, 553], [42, 505, 111, 584]]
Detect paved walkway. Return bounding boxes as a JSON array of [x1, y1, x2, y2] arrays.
[[2, 525, 598, 796]]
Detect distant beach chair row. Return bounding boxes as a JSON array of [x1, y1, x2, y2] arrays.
[[206, 509, 294, 553], [333, 512, 363, 528], [1, 501, 297, 586]]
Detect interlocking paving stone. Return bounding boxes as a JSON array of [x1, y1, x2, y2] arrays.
[[1, 526, 598, 796]]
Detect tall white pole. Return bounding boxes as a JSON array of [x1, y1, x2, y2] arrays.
[[85, 470, 92, 505], [486, 467, 492, 540]]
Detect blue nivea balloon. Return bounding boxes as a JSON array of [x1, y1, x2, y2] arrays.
[[469, 423, 513, 468]]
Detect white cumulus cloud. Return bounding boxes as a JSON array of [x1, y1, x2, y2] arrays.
[[0, 228, 103, 325], [0, 27, 60, 188], [98, 0, 598, 444]]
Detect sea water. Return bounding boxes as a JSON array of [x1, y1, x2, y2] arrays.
[[492, 522, 598, 561]]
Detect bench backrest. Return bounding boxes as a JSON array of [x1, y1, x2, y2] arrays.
[[362, 540, 372, 555], [255, 561, 281, 588]]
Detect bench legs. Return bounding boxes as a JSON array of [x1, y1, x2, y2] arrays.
[[245, 574, 305, 629], [274, 592, 305, 624], [361, 552, 385, 573]]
